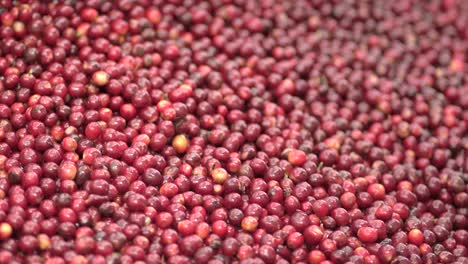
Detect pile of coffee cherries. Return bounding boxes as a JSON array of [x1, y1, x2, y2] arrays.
[[0, 0, 466, 263]]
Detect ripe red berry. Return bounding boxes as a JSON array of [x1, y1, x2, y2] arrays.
[[288, 149, 306, 166], [308, 250, 326, 264], [146, 8, 162, 25], [367, 183, 386, 200], [357, 227, 379, 243]]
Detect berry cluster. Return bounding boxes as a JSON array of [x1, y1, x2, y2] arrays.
[[0, 0, 466, 264]]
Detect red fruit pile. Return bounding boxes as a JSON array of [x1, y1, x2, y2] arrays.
[[0, 1, 467, 264]]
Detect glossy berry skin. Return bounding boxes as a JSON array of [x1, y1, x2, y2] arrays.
[[358, 227, 379, 243], [288, 149, 306, 166], [408, 229, 424, 245]]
